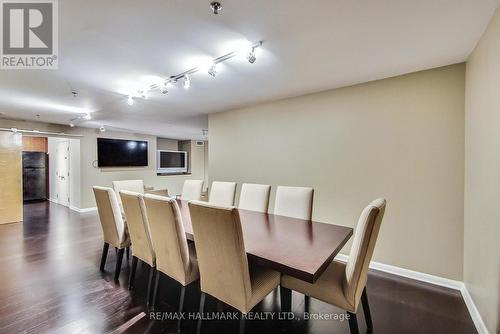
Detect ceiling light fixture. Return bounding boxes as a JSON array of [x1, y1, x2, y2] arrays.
[[210, 1, 222, 14], [83, 113, 91, 120], [99, 125, 106, 132], [123, 40, 263, 104], [69, 122, 75, 127], [183, 74, 191, 89], [127, 95, 134, 106], [160, 82, 169, 94], [247, 47, 257, 64], [207, 63, 217, 77]]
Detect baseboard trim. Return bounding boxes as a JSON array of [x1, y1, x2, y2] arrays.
[[460, 284, 489, 334], [334, 253, 489, 334], [69, 206, 97, 213]]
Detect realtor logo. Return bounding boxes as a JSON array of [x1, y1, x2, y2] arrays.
[[1, 0, 58, 69]]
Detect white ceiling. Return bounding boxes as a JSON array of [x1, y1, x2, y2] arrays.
[[0, 0, 498, 139]]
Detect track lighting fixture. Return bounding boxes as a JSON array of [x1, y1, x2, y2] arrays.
[[69, 122, 75, 127], [210, 1, 222, 15], [247, 47, 256, 64], [160, 82, 168, 94], [123, 40, 262, 104], [99, 125, 106, 132], [208, 63, 217, 77], [83, 113, 91, 120]]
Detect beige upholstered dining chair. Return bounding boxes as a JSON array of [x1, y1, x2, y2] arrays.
[[280, 198, 386, 334], [180, 179, 204, 201], [238, 183, 271, 213], [274, 186, 314, 220], [189, 200, 280, 334], [119, 190, 156, 307], [209, 181, 237, 206], [93, 186, 130, 281], [143, 194, 199, 330], [113, 180, 169, 210], [113, 180, 144, 209]]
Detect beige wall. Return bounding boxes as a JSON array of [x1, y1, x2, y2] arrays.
[[0, 119, 208, 209], [464, 7, 500, 333], [209, 64, 465, 280]]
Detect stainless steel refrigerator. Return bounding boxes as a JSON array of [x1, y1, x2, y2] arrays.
[[22, 152, 48, 201]]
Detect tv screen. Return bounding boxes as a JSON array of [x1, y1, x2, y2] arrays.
[[160, 151, 186, 168], [97, 138, 148, 167]]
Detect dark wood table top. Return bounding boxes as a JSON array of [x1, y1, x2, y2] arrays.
[[176, 200, 353, 283]]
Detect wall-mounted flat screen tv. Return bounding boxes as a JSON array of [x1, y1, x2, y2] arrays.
[[97, 138, 148, 167]]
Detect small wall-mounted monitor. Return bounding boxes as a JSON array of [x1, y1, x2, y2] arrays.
[[97, 138, 148, 167], [157, 150, 188, 173]]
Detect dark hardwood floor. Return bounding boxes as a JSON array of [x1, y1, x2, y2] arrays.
[[0, 201, 476, 334]]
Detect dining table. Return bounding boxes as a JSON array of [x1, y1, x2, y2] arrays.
[[176, 199, 353, 283]]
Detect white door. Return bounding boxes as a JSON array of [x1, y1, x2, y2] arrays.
[[55, 141, 70, 207]]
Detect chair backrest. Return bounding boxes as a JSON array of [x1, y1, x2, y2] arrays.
[[119, 190, 155, 267], [343, 198, 386, 309], [93, 186, 127, 248], [112, 180, 144, 209], [209, 181, 237, 206], [274, 186, 314, 220], [189, 200, 251, 312], [143, 194, 191, 285], [238, 183, 271, 213], [181, 179, 204, 201]]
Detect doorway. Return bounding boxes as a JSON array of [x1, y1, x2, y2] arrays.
[[47, 137, 80, 209], [55, 140, 70, 207]]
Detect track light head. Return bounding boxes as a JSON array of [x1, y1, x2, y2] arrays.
[[83, 113, 91, 120], [208, 64, 217, 77], [183, 74, 191, 89], [99, 125, 106, 132], [69, 122, 75, 127], [210, 1, 222, 14], [127, 96, 134, 105], [247, 48, 256, 64], [139, 90, 148, 99], [160, 82, 168, 94]]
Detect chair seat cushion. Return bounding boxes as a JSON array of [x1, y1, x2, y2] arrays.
[[281, 260, 355, 312], [247, 265, 280, 312]]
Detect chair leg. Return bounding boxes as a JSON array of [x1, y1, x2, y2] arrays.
[[239, 314, 245, 334], [100, 242, 109, 271], [361, 287, 373, 332], [177, 285, 186, 333], [347, 312, 359, 334], [114, 248, 125, 281], [280, 286, 292, 312], [128, 256, 138, 290], [126, 246, 130, 260], [146, 266, 155, 309], [197, 292, 206, 334], [151, 270, 161, 311]]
